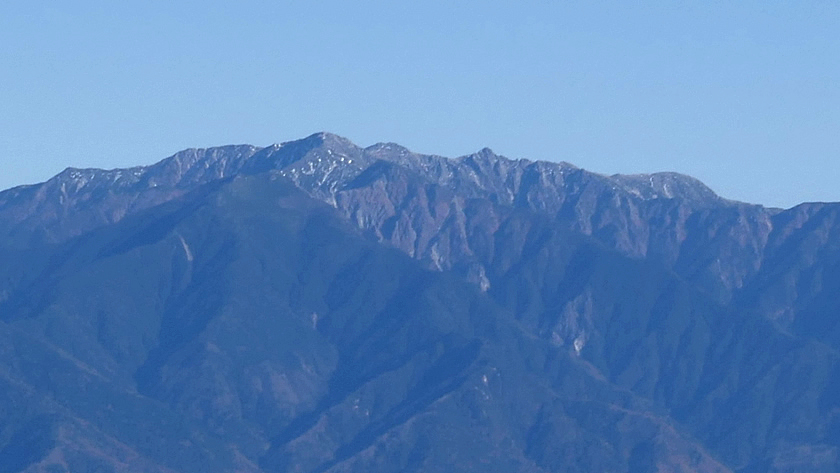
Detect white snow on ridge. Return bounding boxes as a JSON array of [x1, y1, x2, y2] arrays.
[[177, 234, 194, 262]]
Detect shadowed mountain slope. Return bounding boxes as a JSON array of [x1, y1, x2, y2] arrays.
[[1, 133, 839, 472]]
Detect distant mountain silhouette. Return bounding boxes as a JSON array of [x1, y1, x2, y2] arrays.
[[0, 133, 838, 472]]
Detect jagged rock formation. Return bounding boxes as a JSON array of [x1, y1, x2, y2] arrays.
[[0, 133, 775, 295], [0, 133, 838, 472]]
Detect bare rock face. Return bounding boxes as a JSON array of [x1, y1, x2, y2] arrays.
[[0, 133, 773, 294], [0, 145, 260, 246], [2, 132, 840, 473]]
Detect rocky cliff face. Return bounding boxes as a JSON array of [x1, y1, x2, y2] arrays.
[[0, 133, 778, 295], [1, 133, 838, 472]]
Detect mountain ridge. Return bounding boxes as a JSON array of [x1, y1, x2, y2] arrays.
[[1, 132, 732, 211], [0, 132, 741, 256], [1, 132, 839, 472], [0, 132, 816, 310]]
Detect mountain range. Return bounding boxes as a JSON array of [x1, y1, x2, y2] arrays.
[[1, 132, 838, 472]]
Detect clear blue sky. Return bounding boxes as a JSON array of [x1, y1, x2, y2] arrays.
[[1, 1, 838, 208]]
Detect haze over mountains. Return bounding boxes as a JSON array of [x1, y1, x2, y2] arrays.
[[1, 133, 839, 472]]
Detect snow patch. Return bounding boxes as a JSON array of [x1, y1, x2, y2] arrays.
[[573, 335, 585, 355], [177, 234, 194, 262]]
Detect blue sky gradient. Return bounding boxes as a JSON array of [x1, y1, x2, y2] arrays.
[[1, 1, 838, 208]]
